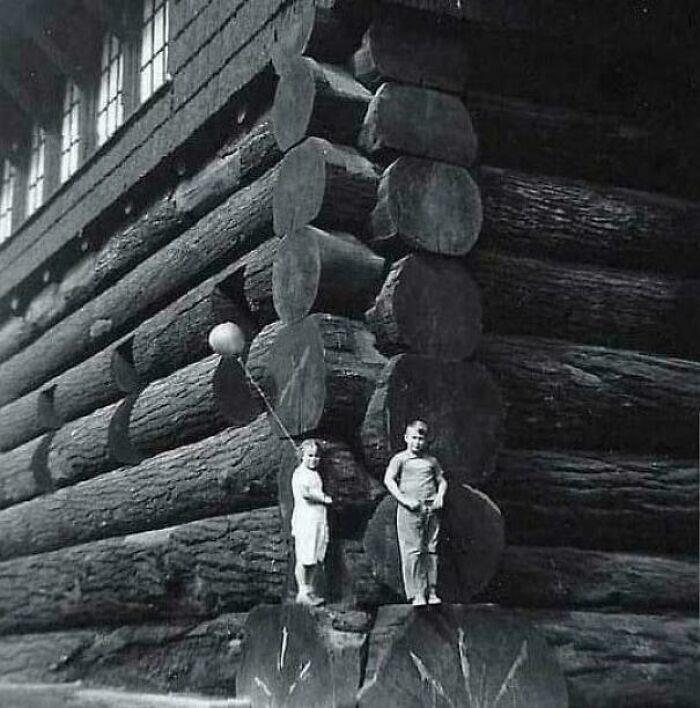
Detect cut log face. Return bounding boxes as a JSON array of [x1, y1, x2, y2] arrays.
[[359, 604, 568, 708], [237, 604, 370, 708], [273, 226, 385, 323], [272, 55, 372, 152], [352, 5, 470, 93], [366, 254, 482, 359], [273, 137, 378, 236], [370, 156, 483, 256], [359, 83, 478, 167], [363, 486, 504, 604], [361, 354, 503, 485], [268, 314, 387, 437]]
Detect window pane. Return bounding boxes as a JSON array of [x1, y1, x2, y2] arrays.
[[140, 0, 169, 101], [61, 80, 81, 182], [0, 159, 15, 242], [97, 32, 124, 144]]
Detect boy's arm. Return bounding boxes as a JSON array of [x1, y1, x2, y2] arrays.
[[431, 459, 448, 510], [384, 455, 420, 511], [300, 479, 332, 505]]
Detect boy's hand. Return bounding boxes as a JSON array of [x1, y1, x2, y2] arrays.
[[432, 495, 444, 511], [324, 495, 333, 505], [403, 497, 421, 511]]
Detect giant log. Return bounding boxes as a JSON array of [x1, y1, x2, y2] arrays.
[[0, 314, 28, 363], [272, 56, 372, 151], [0, 388, 58, 452], [273, 137, 378, 236], [273, 226, 385, 323], [487, 449, 698, 554], [366, 254, 482, 359], [241, 237, 278, 326], [358, 83, 478, 167], [0, 167, 278, 407], [475, 250, 700, 358], [479, 334, 700, 456], [478, 165, 700, 275], [360, 354, 503, 485], [370, 157, 482, 256], [0, 435, 51, 509], [267, 314, 387, 438]]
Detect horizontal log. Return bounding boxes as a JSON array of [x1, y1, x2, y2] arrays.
[[360, 354, 503, 486], [474, 250, 700, 358], [487, 449, 698, 554], [366, 254, 482, 358], [478, 165, 700, 276], [273, 226, 385, 323], [481, 545, 697, 612], [0, 388, 58, 451], [0, 507, 287, 634], [273, 137, 378, 236], [0, 314, 28, 362], [479, 334, 700, 456], [268, 314, 387, 437], [241, 237, 278, 326], [359, 82, 478, 167], [370, 156, 482, 257], [0, 614, 248, 696], [272, 55, 372, 151], [0, 435, 51, 509]]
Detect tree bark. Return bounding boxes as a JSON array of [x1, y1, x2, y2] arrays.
[[272, 55, 372, 151], [358, 83, 478, 167], [360, 354, 503, 485], [0, 388, 58, 452], [237, 604, 371, 708], [0, 315, 28, 363], [359, 604, 568, 708], [273, 226, 385, 323], [0, 507, 287, 634], [366, 254, 482, 359], [267, 314, 387, 437], [486, 449, 698, 554], [240, 237, 279, 327], [479, 334, 700, 456], [273, 137, 378, 236], [0, 167, 278, 407], [474, 250, 700, 358], [370, 156, 482, 257], [363, 486, 504, 603], [477, 165, 700, 276], [0, 434, 51, 509]]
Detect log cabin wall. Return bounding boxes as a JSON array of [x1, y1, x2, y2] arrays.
[[0, 1, 697, 706]]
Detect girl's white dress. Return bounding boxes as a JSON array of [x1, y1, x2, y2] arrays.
[[291, 464, 329, 565]]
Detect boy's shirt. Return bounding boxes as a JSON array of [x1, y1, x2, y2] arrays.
[[387, 450, 444, 502]]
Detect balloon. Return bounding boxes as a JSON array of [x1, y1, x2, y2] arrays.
[[208, 322, 247, 356]]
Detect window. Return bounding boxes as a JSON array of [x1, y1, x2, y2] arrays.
[[140, 0, 169, 101], [97, 32, 125, 146], [26, 124, 46, 216], [61, 80, 82, 182], [0, 159, 16, 242]]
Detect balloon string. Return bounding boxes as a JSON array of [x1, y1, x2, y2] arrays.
[[234, 356, 299, 453]]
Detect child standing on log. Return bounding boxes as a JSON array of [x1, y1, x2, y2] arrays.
[[291, 439, 333, 606], [384, 420, 447, 607]]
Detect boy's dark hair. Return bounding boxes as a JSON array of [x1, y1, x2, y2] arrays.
[[406, 419, 429, 434]]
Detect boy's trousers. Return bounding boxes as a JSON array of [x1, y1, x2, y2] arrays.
[[396, 503, 440, 600]]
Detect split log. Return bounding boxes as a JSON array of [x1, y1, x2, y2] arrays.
[[359, 604, 568, 708], [358, 82, 478, 167], [474, 250, 700, 358], [0, 314, 28, 363], [479, 334, 700, 456], [0, 167, 278, 407], [0, 507, 287, 634], [528, 610, 700, 708], [482, 545, 697, 613], [0, 416, 289, 561], [352, 4, 469, 93], [272, 56, 372, 151], [488, 449, 698, 554], [273, 137, 378, 236], [478, 165, 700, 276], [267, 314, 387, 437], [273, 226, 385, 323], [370, 156, 482, 256], [366, 254, 482, 358], [0, 435, 51, 509], [237, 605, 371, 708], [0, 388, 59, 451], [360, 354, 503, 485], [46, 401, 123, 489], [0, 614, 248, 696], [363, 486, 504, 603]]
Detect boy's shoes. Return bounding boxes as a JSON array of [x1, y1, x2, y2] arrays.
[[427, 591, 442, 605], [412, 595, 427, 607]]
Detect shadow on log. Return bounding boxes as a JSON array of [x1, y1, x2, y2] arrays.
[[0, 388, 59, 452], [0, 435, 52, 509]]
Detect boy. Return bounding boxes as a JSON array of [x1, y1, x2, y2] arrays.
[[291, 439, 333, 606], [384, 420, 447, 607]]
